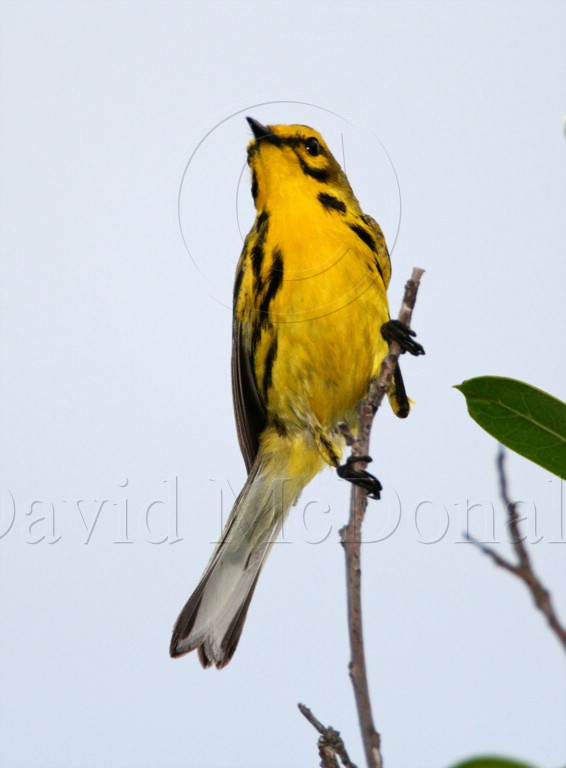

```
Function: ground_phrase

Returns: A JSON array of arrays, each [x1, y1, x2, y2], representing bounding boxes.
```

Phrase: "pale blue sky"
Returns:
[[1, 2, 565, 767]]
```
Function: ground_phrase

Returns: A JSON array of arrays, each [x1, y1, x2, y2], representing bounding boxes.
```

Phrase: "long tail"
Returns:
[[170, 436, 321, 668]]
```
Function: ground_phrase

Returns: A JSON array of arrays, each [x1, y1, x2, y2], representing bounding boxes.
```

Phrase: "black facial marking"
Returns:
[[318, 192, 346, 214], [262, 133, 283, 147], [251, 170, 258, 202], [276, 136, 301, 149], [296, 154, 329, 183]]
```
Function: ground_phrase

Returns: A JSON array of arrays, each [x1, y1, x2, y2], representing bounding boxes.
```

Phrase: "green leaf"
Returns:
[[447, 757, 539, 768], [455, 376, 566, 480]]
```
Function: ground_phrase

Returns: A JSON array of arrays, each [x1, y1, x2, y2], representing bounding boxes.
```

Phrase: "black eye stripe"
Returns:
[[266, 135, 324, 156]]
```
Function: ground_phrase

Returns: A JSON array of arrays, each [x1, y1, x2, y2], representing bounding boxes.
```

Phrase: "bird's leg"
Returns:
[[381, 319, 425, 356], [338, 422, 357, 447], [315, 428, 381, 500], [337, 455, 382, 500]]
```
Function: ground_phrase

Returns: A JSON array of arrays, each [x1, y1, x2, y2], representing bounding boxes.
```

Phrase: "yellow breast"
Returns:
[[237, 203, 389, 431]]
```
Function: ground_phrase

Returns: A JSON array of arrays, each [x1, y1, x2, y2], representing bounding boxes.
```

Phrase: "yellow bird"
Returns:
[[170, 118, 423, 667]]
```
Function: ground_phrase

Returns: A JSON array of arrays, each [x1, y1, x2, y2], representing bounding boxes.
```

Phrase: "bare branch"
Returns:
[[318, 742, 340, 768], [298, 703, 358, 768], [339, 268, 425, 768], [467, 446, 566, 652]]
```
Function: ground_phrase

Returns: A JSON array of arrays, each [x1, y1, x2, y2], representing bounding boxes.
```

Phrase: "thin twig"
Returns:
[[298, 703, 358, 768], [318, 742, 340, 768], [467, 447, 566, 652], [338, 268, 425, 768]]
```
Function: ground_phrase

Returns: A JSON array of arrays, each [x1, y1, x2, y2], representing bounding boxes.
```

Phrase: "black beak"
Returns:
[[246, 117, 271, 141]]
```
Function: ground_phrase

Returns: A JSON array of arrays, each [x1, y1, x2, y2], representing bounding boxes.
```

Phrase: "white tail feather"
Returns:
[[170, 458, 296, 667]]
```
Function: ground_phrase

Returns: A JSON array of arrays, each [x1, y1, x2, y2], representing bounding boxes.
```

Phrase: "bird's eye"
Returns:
[[305, 137, 321, 156]]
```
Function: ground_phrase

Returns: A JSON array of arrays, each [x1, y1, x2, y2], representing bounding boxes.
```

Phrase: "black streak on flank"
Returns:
[[251, 242, 280, 354], [318, 431, 337, 464], [251, 210, 269, 285], [349, 224, 377, 252], [255, 209, 269, 234], [350, 223, 384, 282], [251, 243, 264, 284], [318, 192, 346, 214], [251, 315, 270, 354], [233, 264, 244, 306], [272, 415, 288, 437], [255, 209, 269, 233], [372, 257, 384, 282], [262, 337, 278, 399], [364, 258, 384, 283], [259, 248, 284, 320]]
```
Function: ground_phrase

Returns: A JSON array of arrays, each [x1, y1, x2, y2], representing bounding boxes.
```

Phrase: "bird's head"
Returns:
[[245, 117, 353, 210]]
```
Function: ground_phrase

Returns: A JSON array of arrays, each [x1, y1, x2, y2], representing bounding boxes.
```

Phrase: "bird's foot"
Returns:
[[381, 319, 425, 356], [337, 455, 382, 500]]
